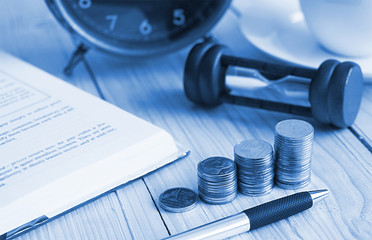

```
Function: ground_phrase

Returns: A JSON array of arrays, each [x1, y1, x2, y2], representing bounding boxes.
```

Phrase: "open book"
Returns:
[[0, 52, 184, 238]]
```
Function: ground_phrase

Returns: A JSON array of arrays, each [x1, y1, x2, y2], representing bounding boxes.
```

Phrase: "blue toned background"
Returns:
[[1, 0, 372, 239]]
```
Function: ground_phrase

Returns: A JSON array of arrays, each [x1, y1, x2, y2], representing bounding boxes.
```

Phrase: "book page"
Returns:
[[0, 52, 176, 209]]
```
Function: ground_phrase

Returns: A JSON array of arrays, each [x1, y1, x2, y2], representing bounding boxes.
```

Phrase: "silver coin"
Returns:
[[275, 119, 314, 140], [239, 181, 273, 196], [239, 177, 273, 185], [198, 157, 236, 178], [234, 139, 274, 196], [199, 184, 237, 192], [197, 157, 237, 205], [275, 179, 310, 190], [198, 173, 236, 183], [199, 191, 237, 205], [198, 190, 236, 198], [198, 178, 235, 186], [274, 119, 314, 190], [234, 139, 273, 160], [159, 188, 198, 213]]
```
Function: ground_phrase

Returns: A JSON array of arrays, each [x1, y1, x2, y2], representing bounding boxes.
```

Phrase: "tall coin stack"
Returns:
[[274, 119, 314, 189], [197, 157, 237, 204], [234, 140, 274, 196]]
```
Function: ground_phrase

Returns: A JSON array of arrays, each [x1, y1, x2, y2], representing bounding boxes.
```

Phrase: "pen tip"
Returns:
[[309, 189, 329, 203]]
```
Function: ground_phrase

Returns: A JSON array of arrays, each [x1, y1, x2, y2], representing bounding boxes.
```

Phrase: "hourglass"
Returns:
[[184, 42, 364, 128]]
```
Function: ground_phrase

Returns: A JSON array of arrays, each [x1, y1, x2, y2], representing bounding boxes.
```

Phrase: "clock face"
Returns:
[[47, 0, 231, 56]]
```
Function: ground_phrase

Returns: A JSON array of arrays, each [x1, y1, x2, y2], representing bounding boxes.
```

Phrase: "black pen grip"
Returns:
[[244, 192, 313, 230]]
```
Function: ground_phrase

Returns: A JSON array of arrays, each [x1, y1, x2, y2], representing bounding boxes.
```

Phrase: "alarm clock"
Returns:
[[45, 0, 232, 56]]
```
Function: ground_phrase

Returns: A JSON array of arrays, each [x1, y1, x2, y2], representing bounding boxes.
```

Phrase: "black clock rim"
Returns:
[[45, 0, 232, 57]]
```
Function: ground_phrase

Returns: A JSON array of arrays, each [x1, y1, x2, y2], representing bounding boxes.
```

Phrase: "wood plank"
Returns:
[[13, 179, 169, 240], [1, 1, 170, 239], [115, 180, 170, 240], [353, 86, 372, 149], [2, 0, 372, 239], [85, 9, 372, 240], [14, 192, 133, 240]]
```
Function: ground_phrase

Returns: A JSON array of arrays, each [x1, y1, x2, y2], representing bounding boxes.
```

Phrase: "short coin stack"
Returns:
[[234, 139, 274, 196], [159, 187, 198, 213], [274, 119, 314, 189], [197, 157, 237, 204]]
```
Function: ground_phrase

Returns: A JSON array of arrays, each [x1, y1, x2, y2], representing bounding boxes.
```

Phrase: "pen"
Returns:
[[163, 189, 329, 240]]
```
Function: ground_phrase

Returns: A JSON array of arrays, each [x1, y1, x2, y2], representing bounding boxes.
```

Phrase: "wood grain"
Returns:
[[14, 191, 146, 240], [84, 9, 372, 240], [0, 1, 169, 239], [353, 86, 372, 149], [1, 0, 371, 240]]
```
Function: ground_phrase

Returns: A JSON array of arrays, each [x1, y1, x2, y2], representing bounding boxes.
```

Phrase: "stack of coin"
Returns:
[[234, 139, 274, 196], [197, 157, 237, 204], [274, 119, 314, 189], [159, 187, 198, 213]]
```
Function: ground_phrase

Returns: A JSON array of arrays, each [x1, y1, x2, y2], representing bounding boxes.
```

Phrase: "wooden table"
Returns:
[[2, 1, 371, 239]]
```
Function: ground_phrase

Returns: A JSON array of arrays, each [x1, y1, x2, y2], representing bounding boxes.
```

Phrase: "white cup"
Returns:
[[299, 0, 372, 57]]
